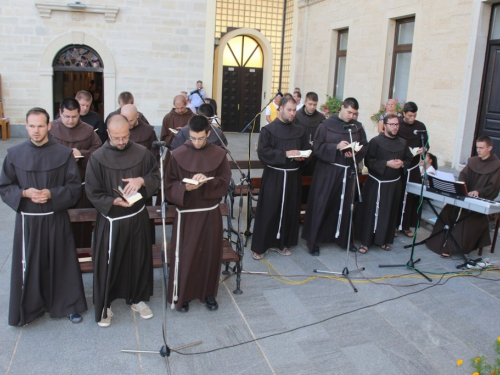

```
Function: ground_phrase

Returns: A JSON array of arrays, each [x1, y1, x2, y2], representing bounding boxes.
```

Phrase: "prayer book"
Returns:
[[169, 128, 178, 134], [75, 155, 85, 159], [182, 177, 214, 185], [287, 149, 312, 158], [340, 142, 363, 153], [409, 147, 421, 157], [113, 186, 143, 205]]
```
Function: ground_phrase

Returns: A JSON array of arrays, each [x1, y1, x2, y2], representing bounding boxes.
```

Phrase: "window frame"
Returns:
[[389, 17, 415, 101], [333, 28, 348, 100]]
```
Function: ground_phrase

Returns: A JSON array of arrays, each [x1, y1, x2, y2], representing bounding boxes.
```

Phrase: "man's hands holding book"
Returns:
[[184, 174, 210, 191]]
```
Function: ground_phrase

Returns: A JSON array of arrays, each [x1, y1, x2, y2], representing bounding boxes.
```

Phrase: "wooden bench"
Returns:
[[0, 101, 11, 141], [68, 200, 244, 294]]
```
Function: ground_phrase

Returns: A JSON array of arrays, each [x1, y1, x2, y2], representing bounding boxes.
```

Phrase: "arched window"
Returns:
[[53, 45, 103, 71], [223, 36, 263, 68]]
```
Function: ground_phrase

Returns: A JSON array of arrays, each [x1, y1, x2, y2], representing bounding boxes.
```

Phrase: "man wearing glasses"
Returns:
[[354, 114, 413, 254], [50, 98, 102, 250], [396, 102, 429, 238], [85, 114, 160, 327], [165, 115, 230, 313]]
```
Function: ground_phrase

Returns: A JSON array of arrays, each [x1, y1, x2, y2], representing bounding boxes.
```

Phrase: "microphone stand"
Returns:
[[240, 94, 277, 243], [121, 144, 202, 371], [314, 125, 365, 293], [379, 132, 432, 282], [209, 118, 246, 291]]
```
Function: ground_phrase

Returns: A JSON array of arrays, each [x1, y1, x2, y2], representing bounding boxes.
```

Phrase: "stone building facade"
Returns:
[[1, 0, 499, 168], [292, 0, 500, 167]]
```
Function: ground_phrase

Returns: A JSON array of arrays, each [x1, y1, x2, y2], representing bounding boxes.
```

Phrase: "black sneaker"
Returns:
[[68, 313, 83, 324], [180, 302, 189, 313], [205, 296, 218, 311], [311, 246, 320, 256]]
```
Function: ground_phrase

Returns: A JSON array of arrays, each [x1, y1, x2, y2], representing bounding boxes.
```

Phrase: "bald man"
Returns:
[[85, 114, 160, 327], [121, 104, 158, 156], [160, 94, 195, 149]]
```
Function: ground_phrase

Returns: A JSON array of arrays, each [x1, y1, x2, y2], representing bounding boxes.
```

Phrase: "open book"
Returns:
[[182, 177, 214, 185], [287, 149, 312, 159], [169, 128, 178, 134], [113, 186, 143, 206], [341, 142, 363, 153], [409, 147, 421, 157]]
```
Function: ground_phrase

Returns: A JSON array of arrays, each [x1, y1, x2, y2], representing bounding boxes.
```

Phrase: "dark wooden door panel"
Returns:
[[221, 66, 263, 132], [240, 68, 263, 133], [476, 45, 500, 157], [221, 67, 240, 132]]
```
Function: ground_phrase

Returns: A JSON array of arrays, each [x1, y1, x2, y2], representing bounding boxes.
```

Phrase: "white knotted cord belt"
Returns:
[[368, 174, 401, 233], [267, 166, 299, 239], [21, 211, 54, 285], [171, 203, 220, 309], [102, 205, 146, 264]]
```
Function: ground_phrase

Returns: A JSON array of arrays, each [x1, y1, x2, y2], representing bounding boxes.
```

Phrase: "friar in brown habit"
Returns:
[[396, 101, 429, 238], [50, 98, 101, 248], [121, 104, 158, 157], [251, 96, 310, 259], [301, 97, 368, 255], [354, 114, 413, 253], [165, 115, 230, 312], [0, 107, 87, 326], [426, 135, 500, 256], [85, 114, 160, 325]]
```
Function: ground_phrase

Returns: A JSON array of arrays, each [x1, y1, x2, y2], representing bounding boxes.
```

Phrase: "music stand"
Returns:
[[313, 125, 365, 293], [240, 94, 277, 244], [379, 132, 432, 281]]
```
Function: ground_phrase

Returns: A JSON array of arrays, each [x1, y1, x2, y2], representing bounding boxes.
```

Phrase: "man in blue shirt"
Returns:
[[188, 80, 206, 113]]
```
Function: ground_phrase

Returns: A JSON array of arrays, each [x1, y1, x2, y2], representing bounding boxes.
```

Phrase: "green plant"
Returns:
[[370, 99, 405, 124], [457, 336, 500, 375], [320, 95, 342, 118]]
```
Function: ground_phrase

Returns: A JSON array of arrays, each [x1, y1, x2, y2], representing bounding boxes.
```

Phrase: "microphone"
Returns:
[[152, 141, 166, 149], [343, 123, 355, 129], [413, 129, 427, 135]]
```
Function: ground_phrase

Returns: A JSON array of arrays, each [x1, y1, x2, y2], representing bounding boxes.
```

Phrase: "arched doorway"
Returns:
[[221, 35, 263, 132], [52, 45, 104, 118]]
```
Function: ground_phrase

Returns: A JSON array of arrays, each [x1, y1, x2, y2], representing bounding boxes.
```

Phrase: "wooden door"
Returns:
[[220, 35, 264, 132], [221, 67, 263, 132], [476, 44, 500, 157]]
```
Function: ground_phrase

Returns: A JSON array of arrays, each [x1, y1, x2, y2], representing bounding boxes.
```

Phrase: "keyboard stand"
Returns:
[[408, 198, 482, 269]]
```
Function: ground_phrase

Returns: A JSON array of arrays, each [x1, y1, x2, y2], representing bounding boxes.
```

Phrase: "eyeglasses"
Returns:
[[109, 134, 130, 142], [386, 123, 400, 127], [189, 136, 207, 143], [62, 114, 79, 120]]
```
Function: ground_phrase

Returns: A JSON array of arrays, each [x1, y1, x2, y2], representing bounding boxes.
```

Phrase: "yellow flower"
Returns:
[[456, 359, 463, 366], [475, 357, 480, 363], [497, 336, 500, 342], [472, 372, 479, 375]]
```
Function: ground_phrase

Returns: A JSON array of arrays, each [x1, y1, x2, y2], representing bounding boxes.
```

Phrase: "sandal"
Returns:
[[379, 244, 392, 251], [403, 230, 414, 237], [271, 248, 291, 256], [440, 253, 450, 258], [394, 229, 398, 237], [252, 252, 265, 260], [358, 245, 368, 254]]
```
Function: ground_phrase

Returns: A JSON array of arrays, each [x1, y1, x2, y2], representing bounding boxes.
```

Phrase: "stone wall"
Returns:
[[0, 0, 209, 127]]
